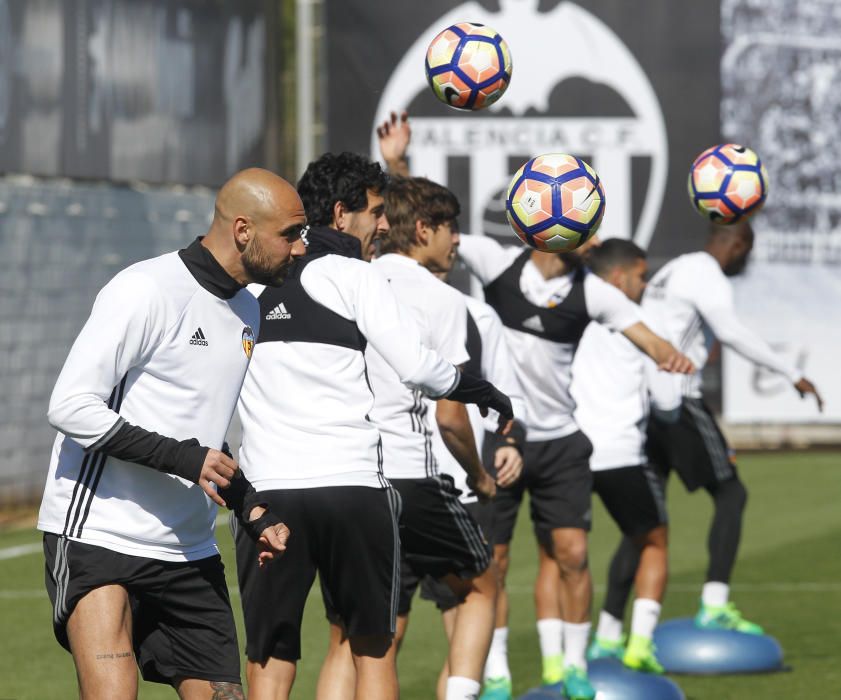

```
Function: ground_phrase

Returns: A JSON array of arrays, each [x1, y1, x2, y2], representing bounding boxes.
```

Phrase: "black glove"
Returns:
[[217, 470, 262, 514], [238, 508, 284, 542], [447, 370, 514, 423], [219, 442, 285, 542]]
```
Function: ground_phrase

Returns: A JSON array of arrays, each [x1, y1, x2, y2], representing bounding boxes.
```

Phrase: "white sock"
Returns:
[[562, 621, 591, 670], [483, 627, 511, 681], [702, 581, 730, 607], [630, 598, 662, 640], [595, 610, 623, 643], [446, 676, 481, 700], [536, 618, 563, 658]]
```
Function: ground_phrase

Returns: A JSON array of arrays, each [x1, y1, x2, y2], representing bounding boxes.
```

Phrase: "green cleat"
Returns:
[[562, 666, 596, 700], [587, 635, 624, 661], [622, 633, 664, 674], [479, 676, 513, 700], [695, 601, 765, 635], [541, 653, 564, 686]]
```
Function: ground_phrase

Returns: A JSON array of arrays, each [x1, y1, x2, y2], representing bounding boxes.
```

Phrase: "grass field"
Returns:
[[1, 451, 840, 699]]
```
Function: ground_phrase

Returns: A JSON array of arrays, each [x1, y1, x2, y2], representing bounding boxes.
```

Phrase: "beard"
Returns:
[[242, 235, 294, 286]]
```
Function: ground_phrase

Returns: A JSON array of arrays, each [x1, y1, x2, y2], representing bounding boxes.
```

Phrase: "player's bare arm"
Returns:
[[621, 322, 695, 374], [436, 398, 497, 502]]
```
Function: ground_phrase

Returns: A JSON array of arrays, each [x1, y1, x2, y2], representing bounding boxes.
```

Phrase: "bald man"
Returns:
[[38, 168, 304, 700]]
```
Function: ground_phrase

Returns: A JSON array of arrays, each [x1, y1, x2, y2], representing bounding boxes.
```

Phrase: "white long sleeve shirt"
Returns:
[[366, 254, 470, 480], [573, 321, 649, 470], [458, 235, 641, 441], [38, 242, 260, 561], [238, 242, 459, 490], [642, 251, 801, 400]]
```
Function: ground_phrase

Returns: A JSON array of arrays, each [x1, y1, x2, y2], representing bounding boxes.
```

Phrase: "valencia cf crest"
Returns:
[[242, 326, 255, 358]]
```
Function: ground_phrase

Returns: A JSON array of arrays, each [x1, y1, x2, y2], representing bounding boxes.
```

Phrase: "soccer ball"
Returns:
[[688, 144, 769, 224], [505, 154, 606, 252], [425, 22, 512, 110]]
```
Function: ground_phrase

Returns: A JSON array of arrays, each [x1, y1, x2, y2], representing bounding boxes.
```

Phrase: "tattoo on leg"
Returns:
[[210, 681, 245, 700], [95, 651, 133, 660]]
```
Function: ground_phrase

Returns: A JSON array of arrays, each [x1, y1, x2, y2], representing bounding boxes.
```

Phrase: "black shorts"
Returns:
[[399, 499, 494, 615], [592, 465, 668, 537], [43, 533, 240, 686], [390, 475, 491, 615], [647, 398, 737, 492], [235, 486, 399, 663], [493, 431, 594, 545]]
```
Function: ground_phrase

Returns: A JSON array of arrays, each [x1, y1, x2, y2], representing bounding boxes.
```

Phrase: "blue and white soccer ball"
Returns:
[[424, 22, 513, 111], [505, 153, 606, 252]]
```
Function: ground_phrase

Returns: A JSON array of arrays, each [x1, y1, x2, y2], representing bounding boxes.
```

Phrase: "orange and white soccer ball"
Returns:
[[688, 144, 769, 224], [505, 154, 606, 252], [425, 22, 513, 110]]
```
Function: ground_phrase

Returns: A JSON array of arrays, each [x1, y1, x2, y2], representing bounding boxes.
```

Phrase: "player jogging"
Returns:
[[37, 169, 299, 700]]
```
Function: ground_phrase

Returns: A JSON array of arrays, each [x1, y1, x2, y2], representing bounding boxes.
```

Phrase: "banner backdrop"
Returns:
[[721, 0, 840, 423], [325, 0, 719, 266], [0, 0, 266, 186]]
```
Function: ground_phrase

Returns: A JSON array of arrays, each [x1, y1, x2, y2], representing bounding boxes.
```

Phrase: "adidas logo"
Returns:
[[522, 315, 545, 333], [189, 327, 209, 346], [265, 302, 291, 320]]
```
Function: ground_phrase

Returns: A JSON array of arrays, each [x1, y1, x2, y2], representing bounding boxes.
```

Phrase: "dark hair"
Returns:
[[587, 238, 646, 277], [709, 220, 754, 242], [296, 152, 388, 227], [379, 176, 460, 255]]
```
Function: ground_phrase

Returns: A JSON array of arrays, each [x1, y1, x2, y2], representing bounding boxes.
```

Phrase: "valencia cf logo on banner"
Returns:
[[371, 0, 668, 249], [242, 326, 255, 358]]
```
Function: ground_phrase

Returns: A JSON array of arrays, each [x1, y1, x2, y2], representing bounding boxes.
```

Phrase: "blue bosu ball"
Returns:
[[654, 618, 785, 674], [516, 661, 686, 700], [589, 659, 686, 699]]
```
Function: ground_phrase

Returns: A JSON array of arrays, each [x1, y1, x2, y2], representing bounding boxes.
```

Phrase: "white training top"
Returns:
[[476, 297, 530, 436], [431, 294, 527, 503], [38, 250, 260, 561], [459, 235, 642, 441], [642, 251, 801, 402], [573, 322, 649, 470], [237, 253, 459, 490], [366, 254, 470, 480]]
